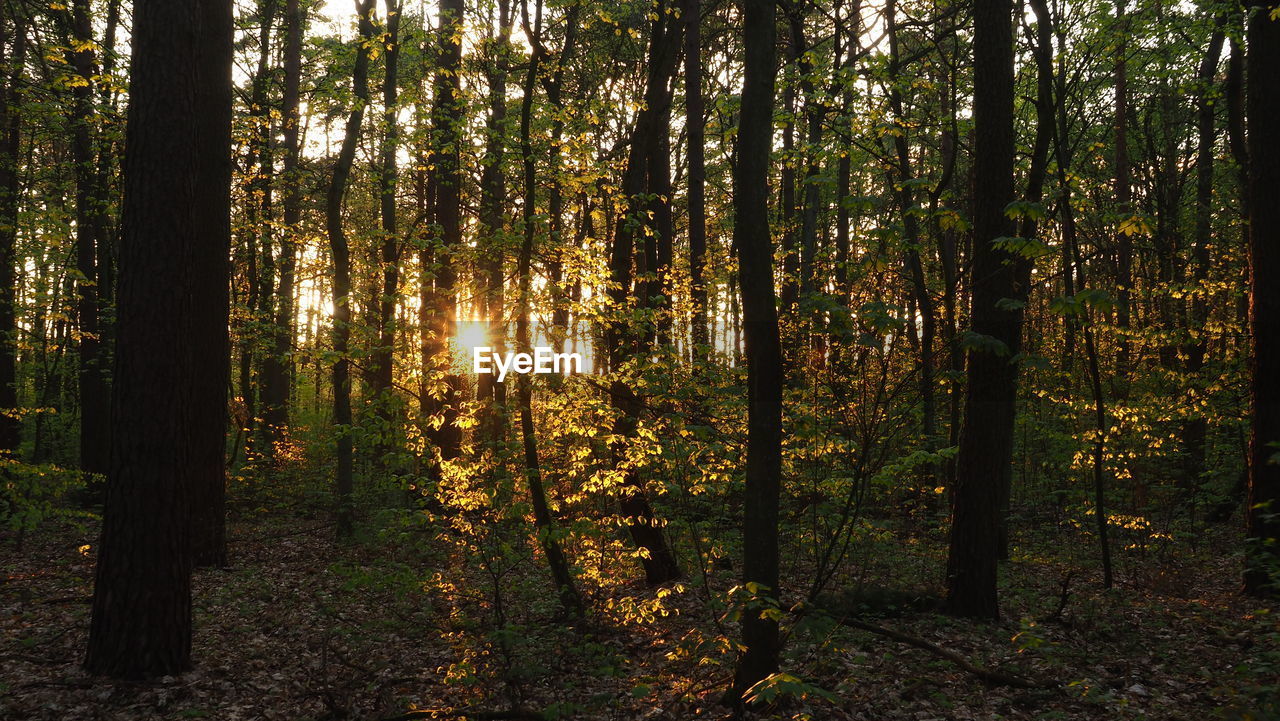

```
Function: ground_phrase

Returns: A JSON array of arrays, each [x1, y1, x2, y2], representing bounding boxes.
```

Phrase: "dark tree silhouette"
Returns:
[[85, 0, 233, 678], [730, 0, 783, 701], [945, 0, 1020, 620], [1245, 2, 1280, 597], [326, 0, 374, 538]]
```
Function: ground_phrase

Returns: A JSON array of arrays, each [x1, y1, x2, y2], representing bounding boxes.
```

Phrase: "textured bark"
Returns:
[[730, 0, 783, 700], [190, 0, 235, 568], [327, 0, 375, 538], [86, 0, 232, 678], [945, 0, 1019, 620], [1245, 2, 1280, 596]]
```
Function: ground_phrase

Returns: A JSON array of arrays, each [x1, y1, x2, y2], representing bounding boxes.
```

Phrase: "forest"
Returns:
[[1, 0, 1279, 717]]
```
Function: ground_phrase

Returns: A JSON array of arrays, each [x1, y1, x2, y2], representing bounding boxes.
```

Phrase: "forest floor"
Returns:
[[2, 510, 1277, 721]]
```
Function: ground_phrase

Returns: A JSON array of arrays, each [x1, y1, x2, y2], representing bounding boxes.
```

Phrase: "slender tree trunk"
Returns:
[[261, 0, 305, 446], [684, 0, 709, 363], [63, 0, 111, 482], [477, 0, 512, 439], [602, 0, 682, 585], [945, 0, 1020, 620], [422, 0, 464, 465], [0, 13, 25, 457], [729, 0, 783, 701], [371, 0, 403, 462], [515, 12, 583, 611], [1245, 0, 1280, 596], [86, 0, 232, 677], [885, 0, 937, 485], [1182, 23, 1226, 495], [1113, 0, 1132, 394], [326, 0, 375, 538]]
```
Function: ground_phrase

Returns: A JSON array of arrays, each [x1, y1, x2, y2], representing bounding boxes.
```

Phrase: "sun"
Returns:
[[451, 320, 492, 356]]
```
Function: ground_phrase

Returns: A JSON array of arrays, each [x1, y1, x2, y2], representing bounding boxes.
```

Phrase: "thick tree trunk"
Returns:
[[945, 0, 1020, 620], [86, 0, 232, 678], [1245, 1, 1280, 596], [190, 0, 235, 568], [326, 0, 375, 538], [729, 0, 783, 701]]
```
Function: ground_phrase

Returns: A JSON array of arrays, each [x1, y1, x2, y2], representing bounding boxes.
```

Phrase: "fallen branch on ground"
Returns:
[[831, 615, 1055, 689], [378, 709, 549, 721]]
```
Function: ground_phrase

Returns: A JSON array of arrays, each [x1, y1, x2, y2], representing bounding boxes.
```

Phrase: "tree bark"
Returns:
[[945, 0, 1020, 620], [85, 0, 233, 677], [63, 0, 111, 481], [0, 13, 26, 457], [1245, 1, 1280, 596], [729, 0, 783, 701], [326, 0, 375, 538], [684, 0, 709, 363], [261, 0, 306, 446]]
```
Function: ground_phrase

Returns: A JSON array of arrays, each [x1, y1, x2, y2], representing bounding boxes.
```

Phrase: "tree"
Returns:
[[1245, 1, 1280, 596], [0, 10, 25, 458], [729, 0, 783, 701], [191, 0, 235, 568], [683, 0, 709, 365], [85, 0, 233, 677], [327, 0, 376, 538], [61, 0, 111, 482], [603, 0, 683, 586], [944, 0, 1020, 620]]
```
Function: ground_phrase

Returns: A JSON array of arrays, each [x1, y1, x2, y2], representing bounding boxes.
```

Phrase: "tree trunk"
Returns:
[[422, 0, 464, 466], [945, 0, 1020, 620], [190, 0, 235, 569], [729, 0, 783, 701], [684, 0, 709, 363], [326, 0, 375, 538], [1245, 0, 1280, 596], [477, 0, 512, 440], [0, 13, 25, 457], [1182, 22, 1226, 496], [86, 0, 232, 678], [603, 1, 682, 585], [515, 7, 584, 611], [371, 0, 403, 463], [261, 0, 305, 447], [63, 0, 111, 482]]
